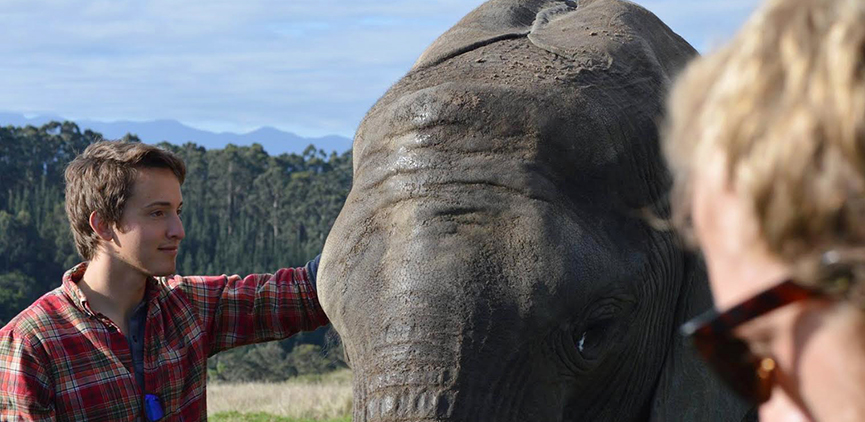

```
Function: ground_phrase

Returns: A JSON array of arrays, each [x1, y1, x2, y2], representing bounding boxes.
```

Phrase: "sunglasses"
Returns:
[[680, 279, 820, 404]]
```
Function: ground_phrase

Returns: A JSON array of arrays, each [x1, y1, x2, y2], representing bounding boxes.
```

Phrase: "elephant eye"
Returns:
[[575, 319, 614, 359], [574, 300, 627, 360]]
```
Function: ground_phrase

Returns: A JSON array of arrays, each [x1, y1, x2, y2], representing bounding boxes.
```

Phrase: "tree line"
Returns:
[[0, 121, 352, 381]]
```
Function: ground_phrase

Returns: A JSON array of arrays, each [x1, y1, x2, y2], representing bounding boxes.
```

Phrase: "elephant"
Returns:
[[319, 0, 754, 421]]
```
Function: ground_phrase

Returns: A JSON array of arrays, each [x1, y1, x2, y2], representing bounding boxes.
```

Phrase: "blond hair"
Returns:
[[664, 0, 865, 280], [64, 141, 186, 260]]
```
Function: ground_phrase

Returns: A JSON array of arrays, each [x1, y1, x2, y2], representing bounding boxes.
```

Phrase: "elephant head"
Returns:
[[319, 0, 752, 420]]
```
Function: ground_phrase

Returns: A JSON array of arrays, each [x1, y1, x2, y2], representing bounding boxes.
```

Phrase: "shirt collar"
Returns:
[[62, 262, 160, 317]]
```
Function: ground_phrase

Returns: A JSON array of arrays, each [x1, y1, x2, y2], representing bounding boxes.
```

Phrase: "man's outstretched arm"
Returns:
[[170, 255, 329, 356]]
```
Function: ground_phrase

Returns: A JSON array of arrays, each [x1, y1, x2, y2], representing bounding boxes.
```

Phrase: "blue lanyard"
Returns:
[[144, 394, 164, 421]]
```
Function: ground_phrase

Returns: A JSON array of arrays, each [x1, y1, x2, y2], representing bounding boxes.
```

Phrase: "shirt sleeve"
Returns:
[[0, 328, 55, 421], [172, 261, 330, 357]]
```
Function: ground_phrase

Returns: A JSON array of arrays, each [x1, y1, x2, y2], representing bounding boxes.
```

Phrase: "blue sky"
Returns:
[[0, 0, 760, 138]]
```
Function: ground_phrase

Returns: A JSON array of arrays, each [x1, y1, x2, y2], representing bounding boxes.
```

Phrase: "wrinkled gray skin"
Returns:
[[320, 0, 754, 421]]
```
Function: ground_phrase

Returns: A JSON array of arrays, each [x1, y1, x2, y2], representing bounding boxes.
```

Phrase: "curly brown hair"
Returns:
[[64, 141, 186, 260]]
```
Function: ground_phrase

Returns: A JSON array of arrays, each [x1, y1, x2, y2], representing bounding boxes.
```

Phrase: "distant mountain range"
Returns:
[[0, 112, 353, 156]]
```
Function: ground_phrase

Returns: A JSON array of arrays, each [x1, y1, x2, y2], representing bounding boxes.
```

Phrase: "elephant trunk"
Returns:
[[343, 295, 542, 422], [352, 370, 458, 421], [351, 359, 526, 422]]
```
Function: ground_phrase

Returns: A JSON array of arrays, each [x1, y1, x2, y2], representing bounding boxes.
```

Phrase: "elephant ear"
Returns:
[[649, 252, 757, 422]]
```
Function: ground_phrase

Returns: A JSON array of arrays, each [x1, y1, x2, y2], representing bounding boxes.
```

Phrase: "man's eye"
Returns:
[[151, 211, 164, 217]]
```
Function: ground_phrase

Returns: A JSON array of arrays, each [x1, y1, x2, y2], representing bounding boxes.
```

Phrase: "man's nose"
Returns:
[[169, 213, 185, 240]]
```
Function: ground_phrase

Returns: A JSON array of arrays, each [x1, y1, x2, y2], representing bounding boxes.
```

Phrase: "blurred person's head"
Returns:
[[65, 141, 186, 276], [664, 0, 865, 420]]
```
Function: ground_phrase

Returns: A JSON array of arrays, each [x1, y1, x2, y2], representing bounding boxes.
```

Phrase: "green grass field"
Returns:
[[207, 369, 352, 421], [210, 412, 351, 422]]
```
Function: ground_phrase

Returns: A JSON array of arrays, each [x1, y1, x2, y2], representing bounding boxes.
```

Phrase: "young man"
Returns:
[[0, 141, 329, 420]]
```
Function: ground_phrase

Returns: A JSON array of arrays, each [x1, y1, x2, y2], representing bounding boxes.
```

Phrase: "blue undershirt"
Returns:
[[126, 300, 148, 394]]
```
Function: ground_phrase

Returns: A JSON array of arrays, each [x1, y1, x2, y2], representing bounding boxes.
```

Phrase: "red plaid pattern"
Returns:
[[0, 262, 329, 421]]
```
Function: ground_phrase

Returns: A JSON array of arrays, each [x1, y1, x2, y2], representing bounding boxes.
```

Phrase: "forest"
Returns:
[[0, 121, 352, 382]]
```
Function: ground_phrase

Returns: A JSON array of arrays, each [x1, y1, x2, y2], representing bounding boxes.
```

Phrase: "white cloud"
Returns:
[[0, 0, 760, 137]]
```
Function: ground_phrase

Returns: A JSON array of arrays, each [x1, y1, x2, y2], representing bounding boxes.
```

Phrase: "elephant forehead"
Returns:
[[358, 81, 621, 172], [354, 0, 699, 211], [355, 39, 672, 210]]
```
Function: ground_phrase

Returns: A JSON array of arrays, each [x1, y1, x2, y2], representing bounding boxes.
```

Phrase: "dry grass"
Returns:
[[207, 369, 353, 420]]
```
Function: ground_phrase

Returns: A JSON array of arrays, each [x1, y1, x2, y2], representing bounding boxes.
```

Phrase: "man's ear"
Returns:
[[89, 211, 115, 242]]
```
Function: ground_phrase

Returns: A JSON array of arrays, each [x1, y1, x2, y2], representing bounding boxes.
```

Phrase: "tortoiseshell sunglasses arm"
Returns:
[[681, 279, 818, 338]]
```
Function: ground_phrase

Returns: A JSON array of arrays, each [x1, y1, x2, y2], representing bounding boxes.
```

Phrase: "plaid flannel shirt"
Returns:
[[0, 262, 329, 421]]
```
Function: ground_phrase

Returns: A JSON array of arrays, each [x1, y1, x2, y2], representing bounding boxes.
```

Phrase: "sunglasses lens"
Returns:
[[693, 333, 774, 404]]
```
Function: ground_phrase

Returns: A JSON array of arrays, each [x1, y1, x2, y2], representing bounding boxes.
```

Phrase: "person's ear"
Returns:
[[89, 211, 115, 241]]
